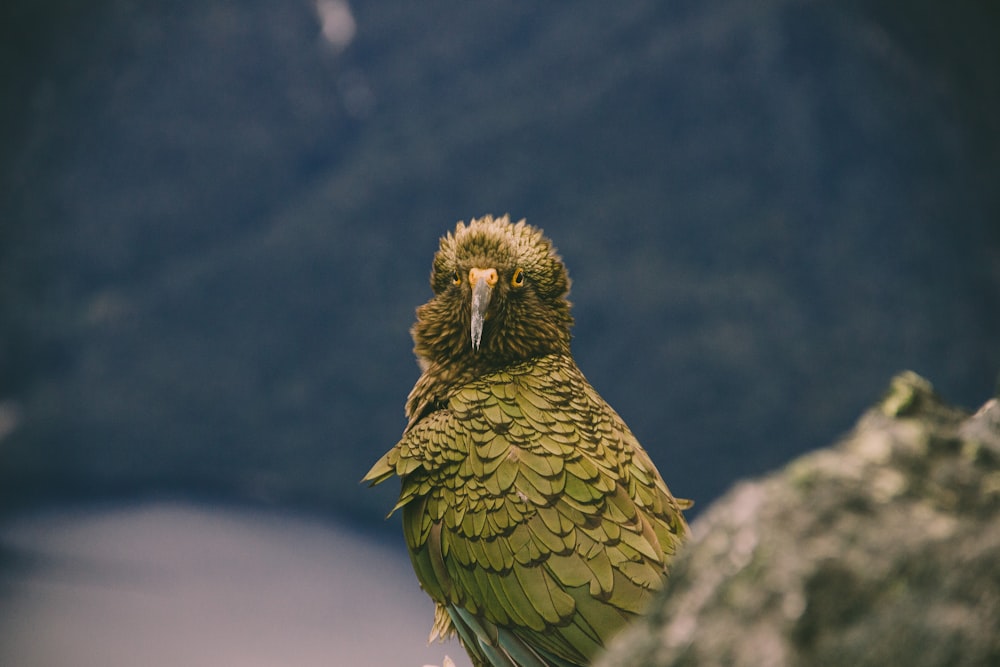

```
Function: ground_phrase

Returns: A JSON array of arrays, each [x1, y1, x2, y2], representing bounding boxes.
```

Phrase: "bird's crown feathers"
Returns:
[[431, 214, 569, 299]]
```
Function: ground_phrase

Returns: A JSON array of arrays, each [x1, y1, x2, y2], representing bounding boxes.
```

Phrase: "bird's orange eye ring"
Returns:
[[511, 268, 525, 287], [451, 270, 461, 286]]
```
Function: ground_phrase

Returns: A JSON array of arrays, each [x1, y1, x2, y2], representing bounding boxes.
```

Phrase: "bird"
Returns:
[[364, 214, 690, 667]]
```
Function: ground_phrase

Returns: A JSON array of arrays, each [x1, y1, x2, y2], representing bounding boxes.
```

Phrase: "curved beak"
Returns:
[[469, 267, 498, 351]]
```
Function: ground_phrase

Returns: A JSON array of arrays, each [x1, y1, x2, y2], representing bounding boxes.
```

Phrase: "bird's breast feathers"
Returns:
[[363, 353, 686, 620]]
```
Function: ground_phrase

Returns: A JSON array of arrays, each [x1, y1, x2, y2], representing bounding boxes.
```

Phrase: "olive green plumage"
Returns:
[[364, 215, 689, 667]]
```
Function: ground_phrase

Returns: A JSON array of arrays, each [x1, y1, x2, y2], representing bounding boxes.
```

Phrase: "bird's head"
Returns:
[[412, 215, 573, 368]]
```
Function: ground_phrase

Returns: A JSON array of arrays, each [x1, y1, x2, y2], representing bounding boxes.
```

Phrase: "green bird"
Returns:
[[364, 215, 690, 667]]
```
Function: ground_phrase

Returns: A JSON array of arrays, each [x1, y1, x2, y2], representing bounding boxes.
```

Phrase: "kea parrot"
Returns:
[[364, 215, 690, 667]]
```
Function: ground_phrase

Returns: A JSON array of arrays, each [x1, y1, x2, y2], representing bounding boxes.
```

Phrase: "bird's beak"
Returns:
[[469, 267, 498, 351]]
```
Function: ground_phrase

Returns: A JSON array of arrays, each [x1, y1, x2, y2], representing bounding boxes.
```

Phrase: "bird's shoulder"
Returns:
[[383, 353, 621, 471], [369, 352, 684, 526]]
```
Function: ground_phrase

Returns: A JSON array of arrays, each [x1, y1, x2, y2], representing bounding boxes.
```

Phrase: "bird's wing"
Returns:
[[364, 355, 687, 666]]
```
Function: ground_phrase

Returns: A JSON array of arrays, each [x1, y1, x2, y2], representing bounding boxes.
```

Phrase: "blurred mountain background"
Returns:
[[2, 0, 998, 536]]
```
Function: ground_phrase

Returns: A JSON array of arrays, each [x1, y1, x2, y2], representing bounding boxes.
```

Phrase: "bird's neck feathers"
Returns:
[[406, 297, 573, 419]]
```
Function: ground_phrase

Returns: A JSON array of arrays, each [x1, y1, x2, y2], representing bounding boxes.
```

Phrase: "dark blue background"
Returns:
[[2, 0, 998, 527]]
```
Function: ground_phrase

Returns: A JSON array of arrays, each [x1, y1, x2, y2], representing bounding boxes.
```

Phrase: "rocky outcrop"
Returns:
[[598, 372, 1000, 667]]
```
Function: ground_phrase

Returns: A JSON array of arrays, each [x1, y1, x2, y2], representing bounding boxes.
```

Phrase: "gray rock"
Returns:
[[598, 372, 1000, 667]]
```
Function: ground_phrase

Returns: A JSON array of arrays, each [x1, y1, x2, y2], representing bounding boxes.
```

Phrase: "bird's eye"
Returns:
[[451, 270, 461, 286], [511, 268, 525, 287]]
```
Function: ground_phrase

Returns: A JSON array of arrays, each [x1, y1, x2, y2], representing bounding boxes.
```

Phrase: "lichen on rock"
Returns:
[[597, 371, 1000, 667]]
